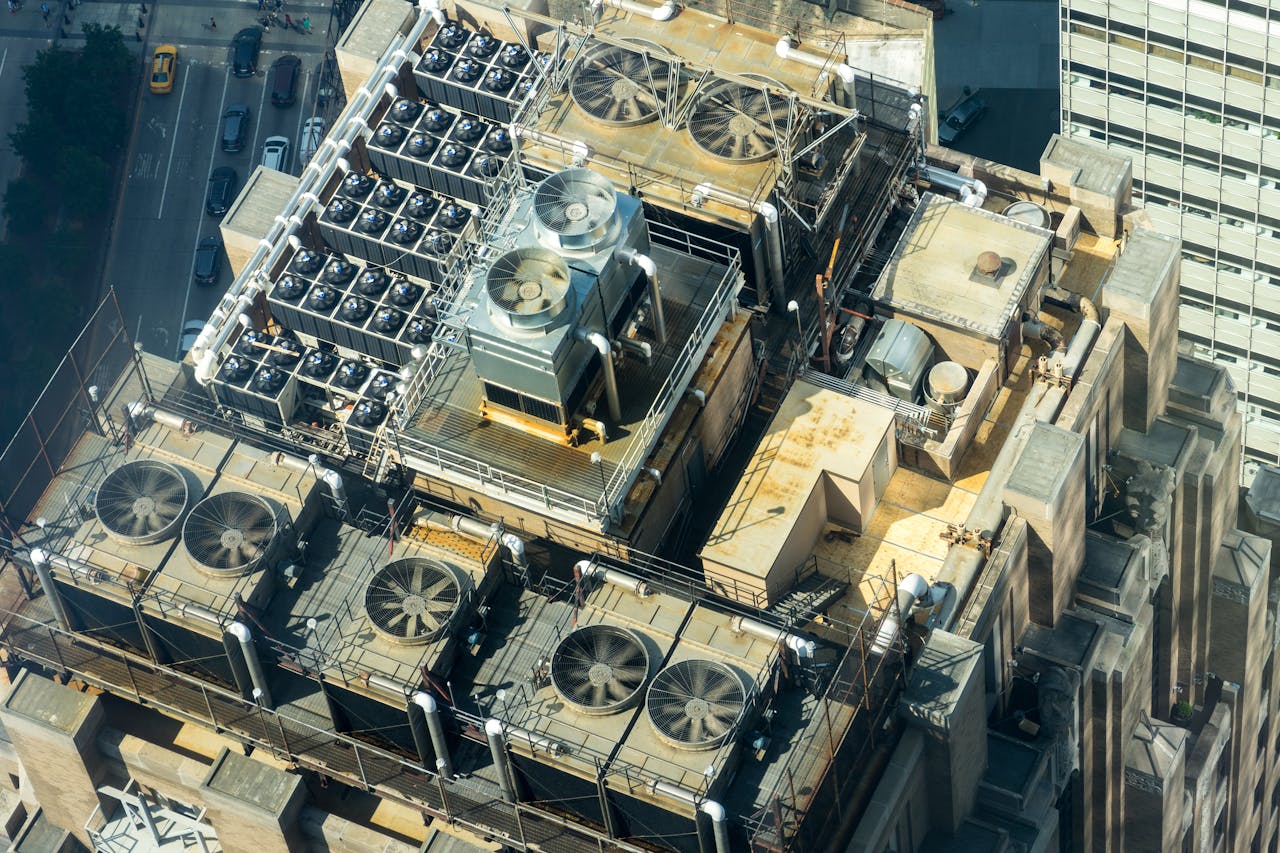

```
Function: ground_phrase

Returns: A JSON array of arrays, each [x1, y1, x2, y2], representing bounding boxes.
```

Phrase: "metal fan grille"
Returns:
[[646, 659, 745, 750], [571, 42, 672, 127], [687, 81, 788, 163], [96, 460, 190, 546], [485, 248, 572, 327], [364, 558, 465, 645], [551, 624, 650, 715], [182, 492, 277, 577], [533, 168, 617, 250]]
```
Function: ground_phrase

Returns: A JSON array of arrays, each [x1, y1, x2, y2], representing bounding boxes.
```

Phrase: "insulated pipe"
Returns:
[[1043, 285, 1081, 311], [485, 720, 518, 802], [411, 692, 453, 778], [728, 614, 817, 658], [686, 388, 706, 407], [29, 549, 71, 632], [576, 559, 651, 597], [127, 402, 193, 434], [919, 165, 982, 198], [228, 622, 274, 708], [869, 572, 946, 656], [642, 467, 662, 485], [1021, 319, 1064, 351], [701, 800, 731, 853], [959, 179, 988, 208], [580, 418, 608, 444], [775, 37, 856, 107], [175, 602, 224, 626], [451, 514, 500, 541], [512, 126, 591, 165], [501, 721, 566, 756], [192, 7, 434, 371], [691, 183, 786, 308], [615, 248, 666, 344], [267, 451, 348, 520], [615, 337, 653, 361], [578, 331, 622, 422], [595, 0, 679, 20]]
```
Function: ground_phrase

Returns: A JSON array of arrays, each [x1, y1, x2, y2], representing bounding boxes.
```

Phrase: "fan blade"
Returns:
[[411, 562, 424, 591], [591, 683, 607, 707]]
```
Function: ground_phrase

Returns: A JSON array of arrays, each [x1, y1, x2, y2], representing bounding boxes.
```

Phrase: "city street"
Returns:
[[97, 1, 333, 358]]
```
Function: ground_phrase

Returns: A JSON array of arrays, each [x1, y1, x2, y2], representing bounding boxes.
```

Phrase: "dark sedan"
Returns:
[[938, 94, 986, 146], [231, 27, 262, 78], [193, 236, 223, 285], [205, 167, 237, 216]]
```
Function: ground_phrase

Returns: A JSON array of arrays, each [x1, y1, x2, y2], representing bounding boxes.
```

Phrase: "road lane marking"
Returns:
[[176, 66, 233, 358], [0, 49, 8, 79], [291, 67, 310, 174], [250, 61, 271, 163], [156, 68, 191, 219]]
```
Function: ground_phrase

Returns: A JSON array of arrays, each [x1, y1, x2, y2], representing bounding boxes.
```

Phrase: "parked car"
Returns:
[[261, 136, 290, 172], [298, 116, 325, 165], [193, 237, 223, 286], [938, 94, 986, 146], [179, 319, 207, 360], [221, 104, 251, 153], [231, 27, 262, 78], [269, 55, 302, 107], [150, 45, 178, 94], [205, 167, 237, 216]]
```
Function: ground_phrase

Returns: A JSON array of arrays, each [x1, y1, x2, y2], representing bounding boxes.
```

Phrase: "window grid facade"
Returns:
[[1059, 0, 1280, 478]]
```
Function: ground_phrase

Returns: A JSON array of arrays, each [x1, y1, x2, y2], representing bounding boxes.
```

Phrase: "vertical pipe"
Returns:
[[28, 549, 71, 632], [412, 692, 453, 778], [580, 332, 622, 422], [485, 719, 518, 802], [228, 622, 273, 708], [615, 248, 666, 345], [700, 800, 731, 853]]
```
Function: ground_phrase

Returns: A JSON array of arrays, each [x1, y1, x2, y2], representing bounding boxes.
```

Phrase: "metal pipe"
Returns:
[[512, 126, 591, 165], [918, 165, 981, 197], [127, 402, 193, 434], [227, 622, 274, 708], [267, 451, 348, 519], [1021, 319, 1063, 351], [29, 549, 71, 631], [192, 7, 435, 375], [728, 614, 817, 658], [615, 337, 653, 361], [411, 692, 453, 778], [485, 720, 518, 802], [686, 387, 706, 407], [580, 418, 608, 444], [175, 602, 223, 626], [775, 37, 856, 107], [501, 720, 566, 756], [869, 573, 946, 656], [615, 248, 666, 344], [691, 183, 786, 308], [450, 514, 500, 541], [960, 179, 988, 208], [576, 559, 650, 597], [578, 331, 622, 422], [593, 0, 679, 20], [642, 466, 662, 486], [701, 800, 731, 853]]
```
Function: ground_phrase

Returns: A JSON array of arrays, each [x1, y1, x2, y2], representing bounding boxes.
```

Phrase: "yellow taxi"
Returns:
[[150, 45, 178, 94]]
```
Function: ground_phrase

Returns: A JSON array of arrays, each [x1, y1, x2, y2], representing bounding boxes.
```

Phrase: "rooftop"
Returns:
[[1041, 133, 1131, 196]]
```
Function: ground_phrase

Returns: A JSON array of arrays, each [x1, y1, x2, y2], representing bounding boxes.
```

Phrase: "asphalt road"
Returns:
[[100, 2, 332, 359], [0, 35, 47, 242]]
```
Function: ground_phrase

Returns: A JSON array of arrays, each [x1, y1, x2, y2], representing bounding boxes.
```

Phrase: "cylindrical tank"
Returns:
[[1002, 200, 1052, 230], [924, 361, 970, 415]]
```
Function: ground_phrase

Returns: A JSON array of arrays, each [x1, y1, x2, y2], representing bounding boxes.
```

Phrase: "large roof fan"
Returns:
[[404, 317, 434, 344], [467, 32, 499, 59], [252, 366, 288, 395], [364, 557, 468, 644], [500, 44, 528, 69], [275, 275, 308, 301], [452, 58, 484, 83], [356, 268, 390, 297], [326, 199, 358, 223], [342, 173, 374, 198], [352, 399, 387, 427], [372, 307, 405, 334], [340, 296, 373, 323], [485, 129, 512, 154], [96, 460, 190, 546], [390, 219, 422, 244], [646, 659, 747, 750], [219, 355, 255, 384], [422, 108, 453, 132], [390, 98, 423, 124], [470, 155, 502, 178], [335, 360, 369, 389], [291, 248, 324, 274], [365, 372, 396, 400], [424, 231, 455, 256], [237, 329, 268, 355], [389, 281, 423, 307], [435, 22, 468, 50], [421, 47, 453, 73], [485, 247, 573, 330], [374, 183, 405, 209], [435, 203, 469, 230], [687, 79, 789, 163], [437, 144, 470, 169], [533, 168, 618, 253], [405, 192, 438, 219], [374, 123, 406, 149], [454, 117, 486, 143], [551, 624, 651, 716], [307, 285, 340, 312], [268, 338, 303, 366], [571, 41, 674, 127], [483, 68, 515, 94], [182, 492, 277, 577], [358, 209, 389, 234], [302, 349, 336, 379], [406, 134, 437, 159], [323, 261, 358, 285]]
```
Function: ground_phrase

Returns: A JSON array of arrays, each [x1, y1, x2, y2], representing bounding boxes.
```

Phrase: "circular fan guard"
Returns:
[[485, 247, 572, 329], [364, 558, 467, 645], [551, 625, 651, 716], [646, 659, 746, 750], [533, 168, 617, 252], [571, 42, 673, 128], [687, 80, 788, 163], [182, 492, 277, 577], [96, 460, 190, 546]]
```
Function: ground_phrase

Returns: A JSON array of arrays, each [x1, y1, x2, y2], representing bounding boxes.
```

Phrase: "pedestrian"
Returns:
[[301, 15, 310, 31], [208, 15, 215, 28], [39, 2, 48, 19], [284, 12, 291, 28], [257, 0, 264, 9]]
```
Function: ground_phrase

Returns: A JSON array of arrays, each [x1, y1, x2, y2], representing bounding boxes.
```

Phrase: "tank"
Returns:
[[864, 319, 933, 403], [924, 361, 970, 415]]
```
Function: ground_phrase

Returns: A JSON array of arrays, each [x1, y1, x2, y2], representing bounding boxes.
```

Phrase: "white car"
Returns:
[[299, 116, 325, 166], [261, 136, 291, 172], [179, 319, 206, 360]]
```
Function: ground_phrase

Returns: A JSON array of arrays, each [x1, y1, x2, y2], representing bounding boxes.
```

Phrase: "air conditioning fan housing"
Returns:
[[364, 557, 471, 645], [551, 624, 651, 716], [96, 460, 191, 546], [182, 491, 281, 578], [646, 658, 748, 751], [462, 246, 602, 425]]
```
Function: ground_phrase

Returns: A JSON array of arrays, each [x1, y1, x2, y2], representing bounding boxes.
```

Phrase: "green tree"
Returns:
[[2, 176, 50, 237], [56, 148, 112, 221]]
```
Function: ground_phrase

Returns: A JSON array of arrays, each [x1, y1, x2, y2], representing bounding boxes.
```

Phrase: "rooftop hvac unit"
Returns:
[[240, 363, 300, 425], [332, 359, 371, 396], [345, 396, 389, 458], [269, 274, 312, 336], [687, 79, 788, 163], [463, 247, 602, 426], [421, 106, 454, 134], [645, 659, 747, 750], [266, 336, 304, 368], [400, 314, 436, 351], [387, 280, 425, 313], [416, 47, 457, 104], [297, 346, 338, 397], [570, 40, 676, 128], [388, 97, 424, 126], [466, 32, 500, 60], [363, 557, 471, 644], [551, 624, 651, 716], [332, 295, 376, 352], [237, 328, 271, 357], [95, 460, 191, 546], [388, 218, 423, 246], [182, 492, 278, 578], [452, 116, 488, 145], [210, 352, 260, 414]]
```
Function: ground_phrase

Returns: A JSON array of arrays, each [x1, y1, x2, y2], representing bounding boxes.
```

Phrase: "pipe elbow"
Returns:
[[700, 800, 726, 821], [900, 572, 930, 601], [583, 331, 611, 357], [686, 387, 706, 406], [412, 691, 438, 713], [321, 468, 344, 492], [29, 548, 49, 567], [691, 182, 714, 206], [835, 63, 856, 84], [1079, 296, 1099, 324], [193, 351, 217, 385], [574, 559, 597, 579], [775, 36, 793, 59], [652, 0, 678, 19], [228, 622, 252, 643], [643, 466, 662, 485], [500, 533, 527, 568], [755, 201, 778, 224], [485, 719, 505, 738]]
